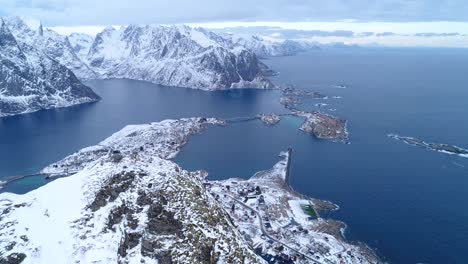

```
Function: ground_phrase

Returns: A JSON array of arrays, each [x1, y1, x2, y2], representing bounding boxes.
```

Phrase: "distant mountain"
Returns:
[[3, 16, 97, 80], [222, 34, 320, 58], [86, 25, 273, 90], [0, 20, 100, 117], [68, 32, 94, 60]]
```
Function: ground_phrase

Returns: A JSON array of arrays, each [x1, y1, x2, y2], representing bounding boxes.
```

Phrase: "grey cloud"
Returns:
[[414, 32, 462, 37], [278, 29, 356, 38], [376, 32, 397, 37], [357, 32, 375, 37]]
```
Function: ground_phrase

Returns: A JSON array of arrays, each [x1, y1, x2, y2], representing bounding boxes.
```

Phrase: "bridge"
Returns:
[[224, 116, 260, 123], [224, 113, 297, 124]]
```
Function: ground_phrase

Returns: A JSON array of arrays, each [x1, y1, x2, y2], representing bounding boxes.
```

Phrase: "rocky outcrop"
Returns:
[[0, 20, 100, 117]]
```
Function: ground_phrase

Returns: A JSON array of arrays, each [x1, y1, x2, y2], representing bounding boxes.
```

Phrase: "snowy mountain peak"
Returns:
[[37, 22, 43, 37]]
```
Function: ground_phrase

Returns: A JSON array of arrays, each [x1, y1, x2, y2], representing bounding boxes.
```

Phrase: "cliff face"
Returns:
[[0, 20, 100, 117]]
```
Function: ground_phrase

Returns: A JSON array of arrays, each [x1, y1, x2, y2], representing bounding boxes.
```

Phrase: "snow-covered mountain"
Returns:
[[2, 17, 98, 80], [0, 20, 100, 117], [86, 25, 273, 90], [219, 34, 321, 58], [68, 32, 94, 60], [2, 17, 276, 90]]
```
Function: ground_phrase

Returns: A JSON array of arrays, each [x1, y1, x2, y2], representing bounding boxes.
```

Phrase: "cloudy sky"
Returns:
[[1, 0, 468, 47]]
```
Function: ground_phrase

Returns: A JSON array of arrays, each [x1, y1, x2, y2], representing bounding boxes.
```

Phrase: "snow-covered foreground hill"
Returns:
[[0, 20, 100, 117], [0, 118, 380, 263]]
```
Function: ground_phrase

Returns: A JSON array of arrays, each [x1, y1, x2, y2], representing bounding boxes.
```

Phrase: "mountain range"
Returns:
[[1, 17, 326, 116]]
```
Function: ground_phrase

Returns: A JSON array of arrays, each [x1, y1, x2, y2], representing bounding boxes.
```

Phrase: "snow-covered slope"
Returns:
[[3, 17, 98, 79], [86, 25, 273, 90], [0, 118, 263, 263], [68, 32, 94, 60], [0, 20, 100, 117]]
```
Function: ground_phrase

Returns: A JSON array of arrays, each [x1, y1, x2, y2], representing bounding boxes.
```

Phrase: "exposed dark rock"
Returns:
[[4, 242, 16, 251], [155, 251, 173, 264], [136, 191, 152, 206], [146, 203, 182, 236], [198, 243, 216, 264], [0, 253, 26, 264], [140, 238, 162, 257], [107, 201, 139, 231], [89, 171, 136, 212], [118, 231, 142, 257], [111, 153, 124, 163], [107, 204, 126, 230]]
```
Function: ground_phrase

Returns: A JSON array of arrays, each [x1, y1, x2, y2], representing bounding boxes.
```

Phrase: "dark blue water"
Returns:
[[176, 48, 468, 264], [0, 80, 284, 193], [1, 48, 468, 263]]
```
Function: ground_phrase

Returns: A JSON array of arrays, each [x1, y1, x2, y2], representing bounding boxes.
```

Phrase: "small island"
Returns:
[[294, 111, 349, 143], [258, 114, 281, 125], [388, 134, 468, 158]]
